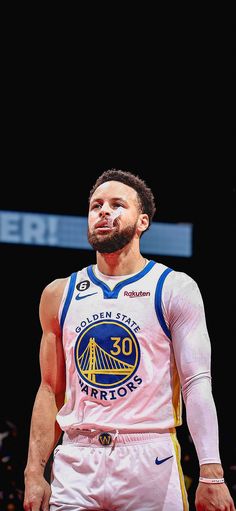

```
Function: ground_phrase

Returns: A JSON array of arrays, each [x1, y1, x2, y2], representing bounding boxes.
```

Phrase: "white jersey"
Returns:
[[56, 259, 213, 439]]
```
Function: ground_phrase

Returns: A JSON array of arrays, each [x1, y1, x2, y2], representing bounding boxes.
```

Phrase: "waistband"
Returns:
[[63, 428, 175, 448]]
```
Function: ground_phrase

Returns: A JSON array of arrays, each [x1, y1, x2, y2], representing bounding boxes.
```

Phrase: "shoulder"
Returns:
[[163, 269, 204, 307], [152, 262, 194, 288], [167, 269, 197, 288], [39, 277, 70, 320], [41, 277, 69, 301]]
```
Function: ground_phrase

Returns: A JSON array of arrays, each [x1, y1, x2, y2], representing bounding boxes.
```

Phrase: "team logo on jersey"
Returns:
[[74, 319, 140, 389], [98, 433, 112, 445]]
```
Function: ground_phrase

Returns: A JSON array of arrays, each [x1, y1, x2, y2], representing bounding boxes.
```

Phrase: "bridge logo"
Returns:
[[74, 319, 140, 389]]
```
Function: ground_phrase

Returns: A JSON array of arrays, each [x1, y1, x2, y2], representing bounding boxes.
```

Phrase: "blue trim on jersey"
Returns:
[[155, 267, 173, 340], [87, 260, 156, 299], [60, 272, 77, 330]]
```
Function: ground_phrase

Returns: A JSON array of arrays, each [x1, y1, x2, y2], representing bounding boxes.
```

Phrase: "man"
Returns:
[[23, 169, 235, 510]]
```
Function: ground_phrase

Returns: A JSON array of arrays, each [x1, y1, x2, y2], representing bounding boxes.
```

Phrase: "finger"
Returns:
[[41, 494, 50, 511]]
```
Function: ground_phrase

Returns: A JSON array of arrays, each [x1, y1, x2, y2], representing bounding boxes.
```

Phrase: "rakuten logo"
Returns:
[[124, 291, 151, 297]]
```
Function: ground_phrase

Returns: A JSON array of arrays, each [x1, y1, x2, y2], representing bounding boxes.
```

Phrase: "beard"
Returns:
[[87, 222, 137, 253]]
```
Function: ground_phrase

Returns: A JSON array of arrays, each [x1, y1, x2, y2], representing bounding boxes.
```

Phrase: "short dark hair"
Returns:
[[89, 169, 156, 229]]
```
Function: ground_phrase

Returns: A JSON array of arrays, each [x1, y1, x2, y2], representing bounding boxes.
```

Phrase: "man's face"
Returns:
[[88, 180, 141, 253]]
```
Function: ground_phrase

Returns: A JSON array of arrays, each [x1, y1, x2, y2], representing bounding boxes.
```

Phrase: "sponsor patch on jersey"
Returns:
[[74, 319, 140, 389], [124, 290, 151, 297]]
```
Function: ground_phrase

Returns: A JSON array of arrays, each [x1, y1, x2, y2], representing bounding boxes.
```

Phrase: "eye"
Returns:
[[113, 203, 124, 209]]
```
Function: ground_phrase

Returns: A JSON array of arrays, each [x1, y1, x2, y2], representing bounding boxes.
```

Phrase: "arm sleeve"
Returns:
[[162, 271, 221, 466]]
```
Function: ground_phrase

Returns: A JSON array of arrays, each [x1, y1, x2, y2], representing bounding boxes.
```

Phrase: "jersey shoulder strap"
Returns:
[[155, 267, 173, 339], [60, 271, 77, 329]]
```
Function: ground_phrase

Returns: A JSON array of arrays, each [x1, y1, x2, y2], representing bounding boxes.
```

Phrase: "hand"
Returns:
[[195, 481, 235, 511], [23, 474, 51, 511]]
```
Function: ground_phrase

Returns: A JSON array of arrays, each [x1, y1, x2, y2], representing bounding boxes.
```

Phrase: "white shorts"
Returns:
[[49, 430, 189, 511]]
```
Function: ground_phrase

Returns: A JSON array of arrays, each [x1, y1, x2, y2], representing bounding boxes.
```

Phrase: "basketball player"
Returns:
[[23, 169, 235, 510]]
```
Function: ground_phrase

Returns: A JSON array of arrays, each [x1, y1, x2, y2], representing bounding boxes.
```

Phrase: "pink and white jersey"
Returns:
[[56, 260, 211, 436]]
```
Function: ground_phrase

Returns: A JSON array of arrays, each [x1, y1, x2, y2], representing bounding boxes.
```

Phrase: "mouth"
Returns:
[[95, 227, 114, 234], [95, 220, 114, 231]]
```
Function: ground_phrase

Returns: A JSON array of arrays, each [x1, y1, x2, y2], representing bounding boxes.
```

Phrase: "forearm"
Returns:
[[24, 383, 64, 477], [183, 375, 221, 467]]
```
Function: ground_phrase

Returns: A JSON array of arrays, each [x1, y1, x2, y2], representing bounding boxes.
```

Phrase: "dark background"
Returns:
[[1, 166, 235, 507], [1, 19, 235, 510]]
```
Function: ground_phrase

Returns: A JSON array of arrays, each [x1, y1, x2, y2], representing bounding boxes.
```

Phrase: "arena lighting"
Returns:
[[0, 211, 192, 257]]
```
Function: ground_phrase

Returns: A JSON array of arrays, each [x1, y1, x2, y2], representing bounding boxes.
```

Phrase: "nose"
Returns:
[[99, 202, 111, 216]]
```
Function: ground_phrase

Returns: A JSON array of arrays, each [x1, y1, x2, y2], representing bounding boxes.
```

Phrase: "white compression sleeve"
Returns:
[[181, 373, 220, 465], [162, 271, 221, 465]]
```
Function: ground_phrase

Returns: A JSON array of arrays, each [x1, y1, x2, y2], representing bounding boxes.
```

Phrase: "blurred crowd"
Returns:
[[1, 416, 235, 511]]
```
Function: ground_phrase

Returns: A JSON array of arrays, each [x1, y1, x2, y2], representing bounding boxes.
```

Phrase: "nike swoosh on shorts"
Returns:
[[155, 455, 174, 465]]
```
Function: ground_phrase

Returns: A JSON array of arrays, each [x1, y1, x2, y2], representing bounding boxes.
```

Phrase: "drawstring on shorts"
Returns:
[[109, 429, 119, 455]]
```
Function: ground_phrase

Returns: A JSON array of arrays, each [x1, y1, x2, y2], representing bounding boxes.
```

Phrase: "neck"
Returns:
[[96, 245, 146, 276]]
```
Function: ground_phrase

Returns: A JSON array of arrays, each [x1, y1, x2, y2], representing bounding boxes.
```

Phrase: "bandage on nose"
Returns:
[[106, 207, 122, 227]]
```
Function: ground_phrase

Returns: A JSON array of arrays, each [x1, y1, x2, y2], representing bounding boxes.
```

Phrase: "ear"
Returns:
[[137, 213, 149, 234]]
